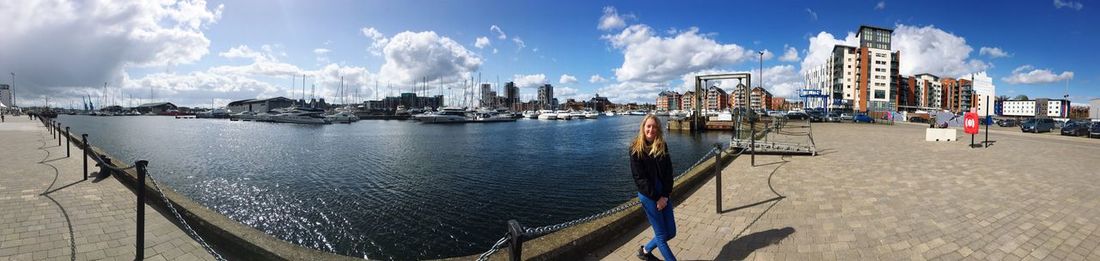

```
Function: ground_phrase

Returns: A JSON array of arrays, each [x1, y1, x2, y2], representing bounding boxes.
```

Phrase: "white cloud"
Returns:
[[559, 74, 578, 84], [121, 71, 283, 108], [754, 65, 802, 98], [779, 45, 800, 62], [598, 6, 629, 31], [313, 48, 331, 64], [1002, 65, 1074, 84], [221, 45, 273, 61], [492, 48, 499, 54], [805, 8, 818, 20], [800, 31, 858, 74], [512, 37, 526, 51], [555, 86, 586, 101], [979, 46, 1011, 58], [490, 25, 507, 39], [210, 44, 302, 77], [589, 74, 608, 83], [603, 25, 754, 82], [594, 81, 668, 104], [361, 27, 388, 56], [379, 31, 482, 87], [875, 1, 886, 10], [475, 37, 491, 49], [1054, 0, 1084, 10], [760, 49, 775, 61], [512, 74, 547, 88], [0, 0, 223, 98], [892, 24, 989, 76]]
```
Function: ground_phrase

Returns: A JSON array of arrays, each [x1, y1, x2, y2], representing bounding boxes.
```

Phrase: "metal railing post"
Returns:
[[714, 143, 722, 214], [65, 127, 70, 157], [135, 160, 149, 261], [82, 134, 88, 180], [56, 122, 61, 146], [507, 220, 524, 261]]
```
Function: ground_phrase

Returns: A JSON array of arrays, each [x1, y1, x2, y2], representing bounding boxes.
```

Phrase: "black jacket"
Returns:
[[630, 149, 673, 200]]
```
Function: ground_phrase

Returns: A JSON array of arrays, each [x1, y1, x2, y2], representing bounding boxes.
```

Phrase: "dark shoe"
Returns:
[[637, 246, 661, 261]]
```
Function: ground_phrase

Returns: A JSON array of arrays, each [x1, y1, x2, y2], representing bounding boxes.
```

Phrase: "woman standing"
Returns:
[[630, 115, 676, 261]]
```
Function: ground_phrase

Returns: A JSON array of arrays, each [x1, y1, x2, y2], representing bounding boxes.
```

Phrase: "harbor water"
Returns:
[[57, 115, 728, 259]]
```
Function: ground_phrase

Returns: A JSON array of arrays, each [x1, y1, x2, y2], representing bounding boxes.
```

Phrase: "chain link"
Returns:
[[146, 173, 227, 261], [475, 234, 510, 261]]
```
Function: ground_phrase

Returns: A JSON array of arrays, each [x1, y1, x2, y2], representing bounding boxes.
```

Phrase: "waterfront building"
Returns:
[[504, 82, 519, 110], [0, 84, 11, 108], [750, 87, 772, 112], [363, 93, 444, 112], [967, 72, 997, 116], [480, 83, 494, 108], [656, 91, 681, 111], [705, 86, 729, 111], [227, 97, 297, 113], [730, 87, 747, 109], [537, 84, 554, 110], [681, 91, 695, 112], [769, 97, 786, 111], [1091, 98, 1100, 120], [135, 102, 178, 114], [589, 94, 612, 112], [807, 25, 900, 112], [1001, 99, 1071, 118]]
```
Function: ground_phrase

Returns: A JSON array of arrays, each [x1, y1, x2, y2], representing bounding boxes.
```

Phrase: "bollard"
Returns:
[[507, 220, 524, 261], [56, 122, 61, 146], [82, 134, 88, 180], [714, 143, 723, 214], [135, 160, 149, 261], [65, 127, 71, 157]]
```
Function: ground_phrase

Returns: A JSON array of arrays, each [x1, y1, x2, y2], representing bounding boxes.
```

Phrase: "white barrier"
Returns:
[[925, 128, 957, 141]]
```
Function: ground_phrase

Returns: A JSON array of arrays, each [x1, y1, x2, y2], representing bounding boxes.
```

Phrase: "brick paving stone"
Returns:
[[0, 118, 214, 260], [589, 122, 1100, 260]]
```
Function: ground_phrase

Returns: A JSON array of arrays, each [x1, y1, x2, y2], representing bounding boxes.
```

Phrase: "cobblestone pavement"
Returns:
[[0, 117, 215, 261], [590, 121, 1100, 260]]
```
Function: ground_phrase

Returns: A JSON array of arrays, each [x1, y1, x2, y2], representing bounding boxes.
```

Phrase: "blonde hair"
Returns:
[[630, 115, 667, 157]]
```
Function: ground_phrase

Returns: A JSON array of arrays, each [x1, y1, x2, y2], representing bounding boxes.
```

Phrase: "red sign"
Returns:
[[963, 112, 979, 134]]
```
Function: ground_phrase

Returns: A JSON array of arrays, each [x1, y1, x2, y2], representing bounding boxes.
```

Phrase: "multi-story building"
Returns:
[[588, 94, 612, 112], [750, 87, 772, 112], [705, 86, 728, 111], [967, 72, 997, 117], [808, 25, 901, 112], [1001, 99, 1070, 118], [898, 71, 996, 115], [537, 84, 554, 110], [0, 84, 11, 108], [728, 84, 751, 109], [769, 97, 786, 111], [504, 82, 519, 110], [656, 91, 682, 111], [830, 45, 859, 108], [681, 91, 695, 112]]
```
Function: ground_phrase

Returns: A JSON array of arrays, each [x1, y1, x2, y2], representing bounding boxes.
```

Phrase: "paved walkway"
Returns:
[[590, 121, 1100, 260], [0, 117, 214, 260]]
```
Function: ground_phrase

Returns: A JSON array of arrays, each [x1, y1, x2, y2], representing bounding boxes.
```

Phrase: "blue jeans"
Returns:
[[639, 192, 676, 261]]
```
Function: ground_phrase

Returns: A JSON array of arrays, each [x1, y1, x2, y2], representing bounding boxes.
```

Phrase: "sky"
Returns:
[[1, 0, 1097, 109]]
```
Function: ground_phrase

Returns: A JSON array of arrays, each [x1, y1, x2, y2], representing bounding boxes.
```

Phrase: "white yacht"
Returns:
[[325, 111, 359, 123], [556, 111, 572, 120], [570, 111, 586, 119], [416, 108, 470, 123], [584, 111, 600, 119], [522, 110, 540, 119], [604, 111, 616, 116], [271, 108, 330, 124], [537, 110, 557, 120], [473, 112, 516, 123]]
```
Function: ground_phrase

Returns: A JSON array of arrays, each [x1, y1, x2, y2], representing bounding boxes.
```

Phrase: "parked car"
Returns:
[[767, 110, 787, 118], [807, 111, 826, 122], [1061, 121, 1091, 136], [1020, 118, 1055, 133], [1090, 121, 1100, 138], [997, 119, 1018, 127], [825, 112, 842, 122], [786, 111, 809, 120], [853, 114, 875, 123]]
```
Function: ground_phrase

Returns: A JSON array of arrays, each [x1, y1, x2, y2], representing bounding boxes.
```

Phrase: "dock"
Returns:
[[587, 122, 1100, 260], [0, 117, 215, 260]]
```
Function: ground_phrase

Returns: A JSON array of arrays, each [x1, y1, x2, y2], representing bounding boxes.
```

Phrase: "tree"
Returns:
[[996, 95, 1011, 102], [1013, 95, 1029, 101]]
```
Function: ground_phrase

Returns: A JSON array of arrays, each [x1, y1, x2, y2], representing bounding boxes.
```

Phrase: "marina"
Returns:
[[53, 114, 726, 259]]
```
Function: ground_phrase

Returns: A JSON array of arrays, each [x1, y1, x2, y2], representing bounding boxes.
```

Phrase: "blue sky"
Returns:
[[1, 0, 1097, 108]]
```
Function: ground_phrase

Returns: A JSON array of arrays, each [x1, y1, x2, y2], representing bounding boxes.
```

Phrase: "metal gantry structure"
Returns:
[[692, 73, 752, 132]]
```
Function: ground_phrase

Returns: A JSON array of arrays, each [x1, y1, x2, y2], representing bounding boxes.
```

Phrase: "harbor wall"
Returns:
[[61, 130, 361, 261], [451, 148, 739, 260]]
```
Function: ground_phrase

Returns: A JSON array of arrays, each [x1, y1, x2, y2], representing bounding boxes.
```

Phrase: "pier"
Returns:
[[587, 122, 1100, 260], [0, 117, 214, 260]]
